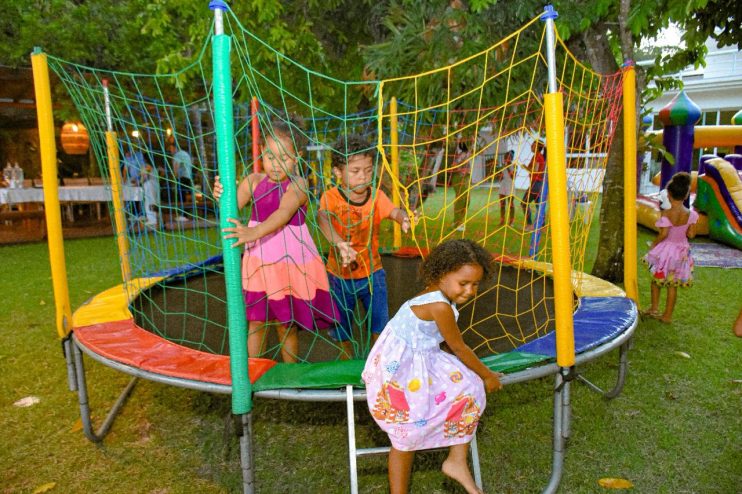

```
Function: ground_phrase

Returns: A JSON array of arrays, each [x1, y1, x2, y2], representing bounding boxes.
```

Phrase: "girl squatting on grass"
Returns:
[[362, 239, 503, 494]]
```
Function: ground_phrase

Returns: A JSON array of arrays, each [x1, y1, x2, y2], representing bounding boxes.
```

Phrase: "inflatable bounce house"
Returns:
[[637, 92, 742, 250]]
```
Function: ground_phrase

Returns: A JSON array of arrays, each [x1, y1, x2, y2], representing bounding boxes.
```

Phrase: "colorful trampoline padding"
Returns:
[[71, 265, 634, 392], [254, 296, 637, 390], [515, 297, 636, 356], [74, 319, 276, 385]]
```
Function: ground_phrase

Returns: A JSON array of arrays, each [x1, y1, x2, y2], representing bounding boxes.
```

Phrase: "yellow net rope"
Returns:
[[375, 15, 623, 353], [47, 10, 623, 362]]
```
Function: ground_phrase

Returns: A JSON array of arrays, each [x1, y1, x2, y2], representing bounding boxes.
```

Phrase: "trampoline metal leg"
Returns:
[[542, 369, 570, 494], [346, 385, 360, 494], [72, 342, 138, 443], [239, 413, 255, 494], [562, 373, 572, 441], [576, 338, 631, 399], [63, 337, 77, 392], [470, 433, 483, 490]]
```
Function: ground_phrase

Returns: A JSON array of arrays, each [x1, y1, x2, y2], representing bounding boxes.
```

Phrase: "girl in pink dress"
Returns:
[[362, 239, 503, 494], [643, 172, 698, 323], [217, 115, 338, 362]]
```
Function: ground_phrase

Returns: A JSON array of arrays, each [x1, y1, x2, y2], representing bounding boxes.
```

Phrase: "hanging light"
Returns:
[[60, 121, 90, 155]]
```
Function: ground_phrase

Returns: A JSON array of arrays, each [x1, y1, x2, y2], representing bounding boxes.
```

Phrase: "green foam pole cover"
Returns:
[[212, 33, 252, 414]]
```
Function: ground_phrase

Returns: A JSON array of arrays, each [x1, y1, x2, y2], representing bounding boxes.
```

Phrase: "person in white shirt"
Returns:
[[497, 150, 516, 226], [170, 145, 194, 222], [140, 163, 161, 227]]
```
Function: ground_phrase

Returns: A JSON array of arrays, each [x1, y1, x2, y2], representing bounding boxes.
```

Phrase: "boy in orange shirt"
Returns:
[[318, 134, 411, 359]]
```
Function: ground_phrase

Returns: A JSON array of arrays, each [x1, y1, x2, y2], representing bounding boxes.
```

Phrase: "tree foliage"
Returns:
[[362, 0, 738, 281], [1, 0, 738, 280]]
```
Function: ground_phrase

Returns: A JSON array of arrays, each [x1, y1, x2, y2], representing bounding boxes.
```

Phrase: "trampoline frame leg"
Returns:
[[70, 340, 138, 443], [575, 338, 632, 399], [63, 337, 77, 392], [542, 368, 571, 494], [239, 413, 255, 494]]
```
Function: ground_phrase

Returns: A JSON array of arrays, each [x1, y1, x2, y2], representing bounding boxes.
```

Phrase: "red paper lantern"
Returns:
[[60, 122, 90, 155]]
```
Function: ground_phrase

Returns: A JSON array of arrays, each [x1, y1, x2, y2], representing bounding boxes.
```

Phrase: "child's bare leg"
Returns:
[[388, 447, 415, 494], [248, 321, 267, 358], [499, 196, 506, 224], [648, 282, 661, 314], [276, 324, 298, 363], [442, 443, 483, 494], [661, 285, 677, 323], [733, 308, 742, 337], [339, 340, 354, 360]]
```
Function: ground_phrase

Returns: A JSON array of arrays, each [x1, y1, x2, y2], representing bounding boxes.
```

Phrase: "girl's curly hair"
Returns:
[[331, 133, 377, 169], [262, 112, 307, 156], [420, 239, 493, 287], [666, 172, 691, 201]]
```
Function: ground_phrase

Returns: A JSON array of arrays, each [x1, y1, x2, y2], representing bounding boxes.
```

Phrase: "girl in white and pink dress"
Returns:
[[362, 239, 503, 494], [643, 172, 698, 323]]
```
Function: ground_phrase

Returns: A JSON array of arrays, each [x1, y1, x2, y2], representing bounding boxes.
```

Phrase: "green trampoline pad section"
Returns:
[[251, 352, 550, 392]]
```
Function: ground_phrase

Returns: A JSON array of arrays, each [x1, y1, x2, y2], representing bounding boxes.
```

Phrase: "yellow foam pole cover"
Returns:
[[31, 50, 72, 338], [622, 63, 638, 303], [390, 97, 401, 249], [544, 92, 575, 367], [105, 131, 132, 283]]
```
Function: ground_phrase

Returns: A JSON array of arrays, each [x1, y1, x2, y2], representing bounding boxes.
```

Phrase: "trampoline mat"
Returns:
[[132, 254, 558, 361]]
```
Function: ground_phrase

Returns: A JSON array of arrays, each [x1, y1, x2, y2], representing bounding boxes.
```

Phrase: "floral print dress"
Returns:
[[362, 291, 486, 451]]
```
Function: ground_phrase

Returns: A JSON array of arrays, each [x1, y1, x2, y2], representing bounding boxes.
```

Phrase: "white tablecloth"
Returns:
[[0, 185, 143, 205]]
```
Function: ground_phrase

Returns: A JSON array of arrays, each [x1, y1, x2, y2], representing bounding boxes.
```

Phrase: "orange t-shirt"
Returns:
[[319, 186, 396, 279]]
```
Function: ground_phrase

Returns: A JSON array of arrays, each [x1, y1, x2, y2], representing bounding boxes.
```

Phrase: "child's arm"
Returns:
[[687, 221, 697, 239], [423, 302, 503, 393], [317, 209, 357, 267], [389, 207, 412, 233], [649, 227, 669, 248], [213, 173, 257, 210], [223, 178, 309, 247]]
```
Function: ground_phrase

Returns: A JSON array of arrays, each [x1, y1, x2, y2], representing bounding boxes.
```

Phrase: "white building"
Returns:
[[642, 38, 742, 128]]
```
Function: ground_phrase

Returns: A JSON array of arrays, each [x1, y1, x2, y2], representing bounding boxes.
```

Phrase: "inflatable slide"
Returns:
[[694, 158, 742, 250]]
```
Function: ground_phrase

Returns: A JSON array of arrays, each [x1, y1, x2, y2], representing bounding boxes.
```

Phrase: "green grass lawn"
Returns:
[[1, 222, 741, 493]]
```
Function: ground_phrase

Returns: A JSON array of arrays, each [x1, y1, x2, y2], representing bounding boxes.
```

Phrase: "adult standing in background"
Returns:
[[450, 139, 472, 233], [170, 144, 193, 222], [123, 149, 145, 219]]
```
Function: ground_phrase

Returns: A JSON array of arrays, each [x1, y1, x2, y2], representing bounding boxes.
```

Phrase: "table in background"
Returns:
[[0, 185, 143, 222]]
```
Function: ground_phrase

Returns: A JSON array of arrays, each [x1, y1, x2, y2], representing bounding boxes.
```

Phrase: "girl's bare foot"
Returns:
[[441, 458, 483, 494]]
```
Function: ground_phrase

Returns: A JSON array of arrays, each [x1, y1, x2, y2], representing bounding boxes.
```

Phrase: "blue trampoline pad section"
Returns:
[[515, 297, 637, 358]]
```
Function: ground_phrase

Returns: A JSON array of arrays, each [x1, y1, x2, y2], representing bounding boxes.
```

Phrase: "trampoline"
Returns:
[[33, 4, 640, 493], [68, 251, 636, 492]]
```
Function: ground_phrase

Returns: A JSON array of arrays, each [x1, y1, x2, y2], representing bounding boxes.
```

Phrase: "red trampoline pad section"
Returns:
[[75, 319, 276, 386]]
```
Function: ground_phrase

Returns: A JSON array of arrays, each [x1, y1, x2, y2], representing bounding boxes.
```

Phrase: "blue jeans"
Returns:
[[328, 269, 389, 342]]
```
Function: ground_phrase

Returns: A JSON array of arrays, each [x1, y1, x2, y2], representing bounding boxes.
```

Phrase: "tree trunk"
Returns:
[[581, 23, 626, 282]]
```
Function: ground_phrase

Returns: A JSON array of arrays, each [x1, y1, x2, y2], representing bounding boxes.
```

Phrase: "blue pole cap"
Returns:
[[622, 59, 635, 68], [540, 5, 559, 21], [209, 0, 227, 11]]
